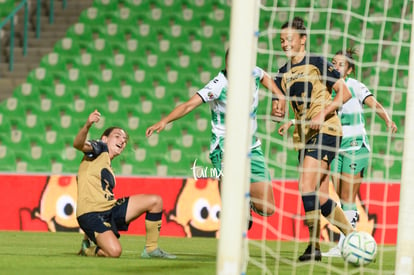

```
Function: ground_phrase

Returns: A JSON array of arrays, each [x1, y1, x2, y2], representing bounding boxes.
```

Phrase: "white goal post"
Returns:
[[217, 1, 414, 274], [216, 0, 259, 274], [395, 3, 414, 275]]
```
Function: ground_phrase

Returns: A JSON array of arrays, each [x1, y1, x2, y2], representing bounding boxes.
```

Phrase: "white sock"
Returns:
[[337, 210, 358, 249], [344, 210, 359, 228]]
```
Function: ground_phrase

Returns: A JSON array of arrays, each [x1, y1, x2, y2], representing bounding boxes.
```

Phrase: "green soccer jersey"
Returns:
[[197, 67, 264, 152], [337, 77, 373, 152]]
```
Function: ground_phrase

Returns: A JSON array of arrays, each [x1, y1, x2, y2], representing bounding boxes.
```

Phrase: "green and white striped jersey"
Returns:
[[337, 77, 373, 152], [197, 67, 264, 153]]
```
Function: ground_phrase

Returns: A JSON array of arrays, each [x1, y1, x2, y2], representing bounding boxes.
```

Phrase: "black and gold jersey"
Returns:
[[275, 54, 342, 148], [76, 140, 117, 217]]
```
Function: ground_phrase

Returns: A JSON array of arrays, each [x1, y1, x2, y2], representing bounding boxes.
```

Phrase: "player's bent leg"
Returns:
[[339, 148, 367, 227], [318, 170, 344, 257], [250, 181, 275, 216], [321, 199, 354, 235], [78, 239, 91, 256], [124, 196, 177, 260], [249, 146, 275, 216], [77, 234, 91, 255], [317, 170, 331, 206], [339, 173, 362, 204], [141, 210, 177, 259], [297, 156, 330, 261], [125, 194, 163, 223], [322, 175, 361, 258], [299, 192, 322, 262], [319, 202, 354, 258], [339, 173, 361, 228], [95, 230, 122, 257]]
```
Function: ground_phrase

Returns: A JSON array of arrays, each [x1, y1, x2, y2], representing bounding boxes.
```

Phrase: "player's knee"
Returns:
[[260, 208, 275, 217], [263, 208, 275, 216], [149, 195, 163, 211], [106, 246, 122, 258], [340, 193, 353, 203], [252, 203, 275, 217], [154, 195, 163, 207]]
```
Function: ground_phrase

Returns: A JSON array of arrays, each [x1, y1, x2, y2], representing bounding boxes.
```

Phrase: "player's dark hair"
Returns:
[[281, 16, 307, 37], [335, 48, 357, 75], [101, 127, 129, 142]]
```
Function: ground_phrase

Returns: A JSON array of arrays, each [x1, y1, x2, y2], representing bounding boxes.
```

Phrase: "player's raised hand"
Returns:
[[146, 121, 167, 137], [387, 120, 398, 134], [278, 120, 293, 136], [87, 110, 101, 127]]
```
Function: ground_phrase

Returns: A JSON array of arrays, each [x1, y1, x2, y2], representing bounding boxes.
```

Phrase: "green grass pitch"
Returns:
[[0, 231, 395, 274]]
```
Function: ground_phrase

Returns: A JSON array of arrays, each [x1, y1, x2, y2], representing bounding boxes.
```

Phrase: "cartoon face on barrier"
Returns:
[[168, 178, 221, 238], [20, 175, 80, 232]]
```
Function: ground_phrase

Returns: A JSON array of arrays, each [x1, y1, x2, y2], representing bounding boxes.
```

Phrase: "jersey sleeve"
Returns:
[[356, 81, 373, 104], [197, 73, 225, 103], [253, 66, 265, 81]]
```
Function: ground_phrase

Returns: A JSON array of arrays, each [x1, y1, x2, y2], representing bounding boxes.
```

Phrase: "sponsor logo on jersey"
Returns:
[[349, 163, 357, 170]]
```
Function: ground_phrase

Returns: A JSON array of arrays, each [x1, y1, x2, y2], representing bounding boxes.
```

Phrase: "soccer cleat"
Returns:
[[322, 246, 342, 257], [298, 244, 322, 262], [141, 248, 177, 259], [78, 239, 91, 256]]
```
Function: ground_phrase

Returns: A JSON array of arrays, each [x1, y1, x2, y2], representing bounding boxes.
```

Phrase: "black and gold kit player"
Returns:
[[275, 17, 354, 262], [275, 54, 343, 150], [74, 110, 176, 259]]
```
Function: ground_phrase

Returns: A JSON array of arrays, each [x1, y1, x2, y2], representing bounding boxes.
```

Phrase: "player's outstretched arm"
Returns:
[[73, 110, 100, 152], [310, 78, 352, 130], [364, 96, 397, 133], [261, 72, 286, 119], [146, 94, 203, 137], [332, 78, 352, 106]]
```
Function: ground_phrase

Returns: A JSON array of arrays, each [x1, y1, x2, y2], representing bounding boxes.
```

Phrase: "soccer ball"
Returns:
[[341, 231, 377, 266]]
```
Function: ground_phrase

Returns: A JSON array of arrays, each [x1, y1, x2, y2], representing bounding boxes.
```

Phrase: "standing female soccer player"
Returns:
[[274, 17, 354, 261], [146, 50, 286, 227], [74, 110, 175, 259], [321, 49, 398, 257]]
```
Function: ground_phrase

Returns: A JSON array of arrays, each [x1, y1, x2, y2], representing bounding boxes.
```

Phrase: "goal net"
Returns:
[[218, 0, 413, 274]]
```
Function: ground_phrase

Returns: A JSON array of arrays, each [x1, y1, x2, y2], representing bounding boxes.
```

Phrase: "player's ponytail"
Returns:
[[335, 48, 357, 76]]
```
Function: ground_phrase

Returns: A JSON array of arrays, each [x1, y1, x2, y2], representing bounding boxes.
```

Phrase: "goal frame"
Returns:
[[216, 0, 259, 274], [395, 3, 414, 274], [217, 1, 414, 275]]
